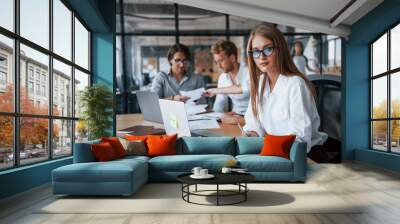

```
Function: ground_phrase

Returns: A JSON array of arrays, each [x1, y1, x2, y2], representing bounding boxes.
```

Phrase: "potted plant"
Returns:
[[79, 84, 113, 140]]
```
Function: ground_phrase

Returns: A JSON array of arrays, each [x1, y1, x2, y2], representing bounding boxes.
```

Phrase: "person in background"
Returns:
[[243, 24, 327, 154], [151, 43, 205, 102], [203, 40, 250, 125], [292, 41, 320, 75]]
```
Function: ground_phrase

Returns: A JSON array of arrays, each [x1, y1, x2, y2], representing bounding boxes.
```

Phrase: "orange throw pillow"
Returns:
[[260, 134, 296, 159], [91, 142, 117, 162], [146, 134, 177, 157], [124, 135, 148, 142], [101, 137, 126, 158]]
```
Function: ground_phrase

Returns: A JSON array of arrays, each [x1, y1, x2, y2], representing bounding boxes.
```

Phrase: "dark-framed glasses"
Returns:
[[248, 46, 275, 58], [174, 59, 189, 65]]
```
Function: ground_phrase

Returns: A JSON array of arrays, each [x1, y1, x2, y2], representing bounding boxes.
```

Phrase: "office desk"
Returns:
[[117, 114, 242, 137]]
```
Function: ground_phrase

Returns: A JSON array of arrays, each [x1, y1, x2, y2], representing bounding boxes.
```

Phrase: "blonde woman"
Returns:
[[243, 24, 327, 153]]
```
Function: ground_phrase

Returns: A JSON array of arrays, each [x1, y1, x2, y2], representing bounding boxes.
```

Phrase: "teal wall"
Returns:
[[344, 0, 400, 171], [92, 32, 115, 135], [0, 0, 115, 200]]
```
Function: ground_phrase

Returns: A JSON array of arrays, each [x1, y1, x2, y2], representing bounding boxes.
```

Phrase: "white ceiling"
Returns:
[[166, 0, 384, 37]]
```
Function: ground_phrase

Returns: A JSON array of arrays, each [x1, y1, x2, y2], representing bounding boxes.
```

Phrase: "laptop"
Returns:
[[136, 91, 163, 123], [158, 99, 224, 137]]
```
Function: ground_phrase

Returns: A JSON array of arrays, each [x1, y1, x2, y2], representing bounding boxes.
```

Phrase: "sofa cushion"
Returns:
[[53, 159, 147, 183], [236, 137, 263, 155], [101, 137, 127, 158], [147, 134, 177, 157], [178, 137, 235, 155], [73, 140, 100, 163], [149, 154, 235, 172], [91, 142, 118, 161], [260, 134, 296, 159], [236, 155, 293, 172]]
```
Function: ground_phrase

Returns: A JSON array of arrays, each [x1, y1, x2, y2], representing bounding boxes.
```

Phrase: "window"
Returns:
[[75, 17, 89, 70], [0, 0, 14, 32], [41, 85, 46, 97], [29, 67, 34, 80], [28, 81, 34, 94], [0, 1, 91, 170], [0, 35, 14, 113], [20, 0, 49, 49], [53, 0, 72, 60], [36, 84, 40, 95], [0, 71, 6, 85], [370, 23, 400, 153]]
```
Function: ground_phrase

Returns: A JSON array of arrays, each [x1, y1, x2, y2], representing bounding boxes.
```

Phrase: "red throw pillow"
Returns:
[[101, 137, 126, 158], [260, 134, 296, 159], [91, 142, 117, 161], [146, 134, 177, 157]]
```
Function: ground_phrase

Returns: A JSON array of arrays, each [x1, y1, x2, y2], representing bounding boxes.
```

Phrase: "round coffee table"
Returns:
[[177, 173, 255, 206]]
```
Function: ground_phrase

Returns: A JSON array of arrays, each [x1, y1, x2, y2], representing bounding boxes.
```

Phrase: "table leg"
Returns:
[[217, 184, 219, 206], [245, 183, 247, 201], [195, 184, 197, 192]]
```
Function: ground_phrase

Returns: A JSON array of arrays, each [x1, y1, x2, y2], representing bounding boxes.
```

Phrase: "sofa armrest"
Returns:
[[289, 142, 307, 181], [73, 140, 100, 163]]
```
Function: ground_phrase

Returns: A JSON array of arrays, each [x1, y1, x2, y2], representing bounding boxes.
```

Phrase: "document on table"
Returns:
[[180, 88, 205, 102], [185, 102, 207, 115], [189, 119, 220, 130], [187, 112, 224, 121]]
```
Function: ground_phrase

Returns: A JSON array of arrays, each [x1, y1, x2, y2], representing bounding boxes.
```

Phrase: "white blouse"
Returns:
[[243, 74, 327, 152], [213, 65, 250, 115]]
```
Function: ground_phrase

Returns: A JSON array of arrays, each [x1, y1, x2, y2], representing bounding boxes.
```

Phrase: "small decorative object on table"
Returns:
[[221, 159, 241, 173]]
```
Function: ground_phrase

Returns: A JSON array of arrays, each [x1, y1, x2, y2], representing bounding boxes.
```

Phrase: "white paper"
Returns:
[[187, 112, 224, 121], [180, 88, 205, 102], [189, 119, 220, 130], [185, 102, 207, 115]]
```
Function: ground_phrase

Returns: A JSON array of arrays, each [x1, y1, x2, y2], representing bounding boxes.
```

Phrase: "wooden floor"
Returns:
[[1, 162, 400, 224]]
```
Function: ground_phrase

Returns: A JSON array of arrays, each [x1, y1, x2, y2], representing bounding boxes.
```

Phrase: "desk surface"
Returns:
[[117, 113, 242, 137]]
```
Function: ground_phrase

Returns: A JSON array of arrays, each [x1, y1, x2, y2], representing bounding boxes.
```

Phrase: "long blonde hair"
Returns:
[[247, 24, 316, 119]]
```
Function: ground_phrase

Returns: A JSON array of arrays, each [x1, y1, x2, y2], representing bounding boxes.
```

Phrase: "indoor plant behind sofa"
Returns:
[[52, 137, 307, 196]]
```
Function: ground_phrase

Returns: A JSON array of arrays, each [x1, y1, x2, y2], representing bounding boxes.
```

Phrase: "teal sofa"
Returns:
[[52, 137, 307, 196]]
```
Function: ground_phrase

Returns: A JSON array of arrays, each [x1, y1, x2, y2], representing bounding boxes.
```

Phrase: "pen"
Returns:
[[237, 123, 246, 136]]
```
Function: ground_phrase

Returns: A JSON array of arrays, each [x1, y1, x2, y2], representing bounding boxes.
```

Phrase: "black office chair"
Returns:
[[308, 74, 342, 163]]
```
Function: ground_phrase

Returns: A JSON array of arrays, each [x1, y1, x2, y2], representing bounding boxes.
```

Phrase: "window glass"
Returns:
[[20, 117, 49, 165], [372, 121, 388, 151], [0, 35, 14, 113], [0, 0, 14, 31], [391, 120, 400, 153], [53, 119, 72, 158], [74, 69, 89, 118], [179, 6, 225, 31], [53, 59, 72, 117], [180, 36, 226, 82], [391, 72, 400, 118], [53, 0, 72, 60], [122, 0, 175, 32], [372, 33, 387, 76], [0, 116, 13, 170], [391, 24, 400, 70], [124, 36, 175, 88], [75, 18, 89, 70], [20, 44, 49, 115], [75, 120, 88, 143], [20, 0, 49, 49], [372, 77, 387, 119]]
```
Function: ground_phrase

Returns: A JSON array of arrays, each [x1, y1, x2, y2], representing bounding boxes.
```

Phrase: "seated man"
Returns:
[[203, 40, 249, 125]]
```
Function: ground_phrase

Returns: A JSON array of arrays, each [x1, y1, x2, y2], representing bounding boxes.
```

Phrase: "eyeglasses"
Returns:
[[173, 59, 189, 65], [248, 46, 275, 58]]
